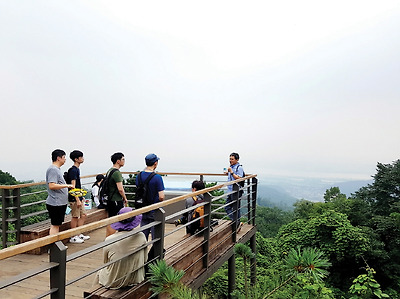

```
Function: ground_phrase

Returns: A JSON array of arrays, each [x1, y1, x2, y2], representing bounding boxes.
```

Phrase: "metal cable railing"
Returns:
[[0, 173, 257, 299]]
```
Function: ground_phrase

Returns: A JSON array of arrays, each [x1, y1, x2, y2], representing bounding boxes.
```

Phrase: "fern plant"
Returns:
[[148, 259, 207, 299]]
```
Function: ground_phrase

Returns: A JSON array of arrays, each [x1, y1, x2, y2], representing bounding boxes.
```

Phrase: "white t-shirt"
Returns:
[[92, 184, 100, 207]]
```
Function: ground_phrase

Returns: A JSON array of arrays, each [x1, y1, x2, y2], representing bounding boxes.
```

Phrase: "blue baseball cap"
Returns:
[[145, 153, 160, 164]]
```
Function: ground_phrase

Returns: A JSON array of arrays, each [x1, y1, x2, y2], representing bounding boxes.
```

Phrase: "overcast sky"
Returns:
[[1, 1, 399, 182]]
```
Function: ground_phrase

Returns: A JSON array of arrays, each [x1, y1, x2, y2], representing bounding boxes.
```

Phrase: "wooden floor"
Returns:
[[0, 222, 253, 299]]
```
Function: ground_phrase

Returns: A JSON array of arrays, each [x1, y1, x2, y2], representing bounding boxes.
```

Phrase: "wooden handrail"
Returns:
[[0, 172, 232, 190], [0, 174, 256, 260]]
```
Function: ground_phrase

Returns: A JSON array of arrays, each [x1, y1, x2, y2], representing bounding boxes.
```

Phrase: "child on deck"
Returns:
[[174, 180, 205, 234]]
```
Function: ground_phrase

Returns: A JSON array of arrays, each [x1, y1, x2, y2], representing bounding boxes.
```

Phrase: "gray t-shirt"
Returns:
[[46, 164, 68, 206]]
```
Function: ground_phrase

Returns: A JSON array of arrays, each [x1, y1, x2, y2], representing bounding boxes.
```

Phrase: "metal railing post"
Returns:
[[232, 184, 240, 242], [228, 254, 236, 298], [251, 178, 258, 226], [202, 192, 212, 269], [49, 241, 67, 299], [153, 208, 165, 260], [1, 189, 6, 249], [1, 188, 20, 248], [246, 179, 251, 224], [13, 188, 21, 245]]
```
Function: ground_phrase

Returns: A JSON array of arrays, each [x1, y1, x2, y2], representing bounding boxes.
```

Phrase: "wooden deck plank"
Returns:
[[0, 222, 254, 299]]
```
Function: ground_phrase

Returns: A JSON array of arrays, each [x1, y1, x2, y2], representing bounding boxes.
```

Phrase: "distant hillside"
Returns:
[[256, 176, 372, 205], [335, 180, 373, 197], [256, 184, 299, 210]]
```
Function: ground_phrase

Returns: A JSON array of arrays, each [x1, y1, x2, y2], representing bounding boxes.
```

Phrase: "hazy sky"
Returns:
[[1, 1, 399, 182]]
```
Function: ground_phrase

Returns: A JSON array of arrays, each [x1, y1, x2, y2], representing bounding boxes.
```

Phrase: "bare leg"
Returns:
[[70, 217, 79, 229], [49, 225, 60, 235], [78, 214, 87, 227]]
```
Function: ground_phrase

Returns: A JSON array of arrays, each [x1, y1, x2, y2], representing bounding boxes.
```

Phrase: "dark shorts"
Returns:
[[46, 204, 67, 226], [107, 200, 124, 217]]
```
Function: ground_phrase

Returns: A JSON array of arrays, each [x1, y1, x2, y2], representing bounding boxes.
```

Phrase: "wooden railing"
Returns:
[[0, 173, 258, 299], [0, 172, 228, 248]]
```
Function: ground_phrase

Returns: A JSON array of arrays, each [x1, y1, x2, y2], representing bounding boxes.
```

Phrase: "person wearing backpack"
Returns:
[[224, 152, 244, 222], [174, 180, 205, 234], [91, 174, 105, 208], [135, 153, 165, 240], [105, 152, 128, 237]]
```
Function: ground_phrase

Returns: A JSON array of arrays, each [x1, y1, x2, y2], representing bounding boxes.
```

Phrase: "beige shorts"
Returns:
[[70, 200, 87, 218]]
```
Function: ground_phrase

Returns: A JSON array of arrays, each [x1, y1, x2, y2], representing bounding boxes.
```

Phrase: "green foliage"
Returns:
[[277, 210, 369, 260], [283, 246, 331, 282], [205, 182, 224, 197], [124, 172, 139, 202], [349, 267, 389, 298], [256, 206, 293, 238], [0, 170, 19, 185], [234, 244, 255, 299], [293, 199, 326, 220], [277, 210, 370, 290], [354, 160, 400, 216], [148, 259, 185, 296], [205, 182, 226, 220], [324, 187, 347, 203], [202, 267, 229, 298], [148, 259, 207, 299], [20, 184, 48, 226]]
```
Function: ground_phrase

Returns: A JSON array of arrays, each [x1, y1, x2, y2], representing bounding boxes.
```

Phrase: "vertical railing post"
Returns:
[[49, 241, 67, 299], [0, 188, 20, 248], [202, 192, 212, 269], [231, 184, 240, 242], [246, 178, 251, 224], [153, 208, 165, 260], [1, 189, 7, 249], [200, 175, 204, 182], [228, 254, 236, 298], [13, 188, 21, 245], [251, 178, 258, 226]]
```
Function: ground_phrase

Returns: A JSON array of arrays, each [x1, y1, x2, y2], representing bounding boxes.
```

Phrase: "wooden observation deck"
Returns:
[[0, 172, 258, 299]]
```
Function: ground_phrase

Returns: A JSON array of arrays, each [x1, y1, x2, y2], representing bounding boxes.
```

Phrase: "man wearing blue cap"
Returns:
[[136, 153, 165, 240]]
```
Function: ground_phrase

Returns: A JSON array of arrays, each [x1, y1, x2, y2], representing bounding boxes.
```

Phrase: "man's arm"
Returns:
[[158, 190, 165, 202], [116, 181, 128, 206], [49, 182, 72, 190], [230, 165, 244, 179], [70, 179, 82, 206]]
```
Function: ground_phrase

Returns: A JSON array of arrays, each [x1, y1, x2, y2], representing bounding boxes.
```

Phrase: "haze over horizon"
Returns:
[[1, 1, 399, 183]]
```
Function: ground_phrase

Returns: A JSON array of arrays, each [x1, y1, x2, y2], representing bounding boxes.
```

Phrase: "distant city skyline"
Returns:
[[1, 1, 399, 183]]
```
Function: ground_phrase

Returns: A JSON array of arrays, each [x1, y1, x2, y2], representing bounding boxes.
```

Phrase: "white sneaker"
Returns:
[[70, 236, 84, 244], [78, 234, 90, 240]]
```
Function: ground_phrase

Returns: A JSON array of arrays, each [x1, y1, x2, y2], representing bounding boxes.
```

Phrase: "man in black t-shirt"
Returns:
[[66, 150, 90, 244]]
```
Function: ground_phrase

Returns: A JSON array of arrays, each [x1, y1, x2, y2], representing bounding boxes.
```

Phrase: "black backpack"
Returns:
[[135, 172, 156, 209], [99, 168, 118, 206]]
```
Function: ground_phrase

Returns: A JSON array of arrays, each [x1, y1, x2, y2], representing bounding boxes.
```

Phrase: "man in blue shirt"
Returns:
[[136, 153, 165, 240], [224, 152, 244, 221]]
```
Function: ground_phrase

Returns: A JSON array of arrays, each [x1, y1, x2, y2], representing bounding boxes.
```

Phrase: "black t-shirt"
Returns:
[[67, 165, 82, 201]]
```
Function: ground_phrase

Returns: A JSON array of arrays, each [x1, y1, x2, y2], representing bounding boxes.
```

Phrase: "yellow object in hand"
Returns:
[[68, 188, 88, 197]]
